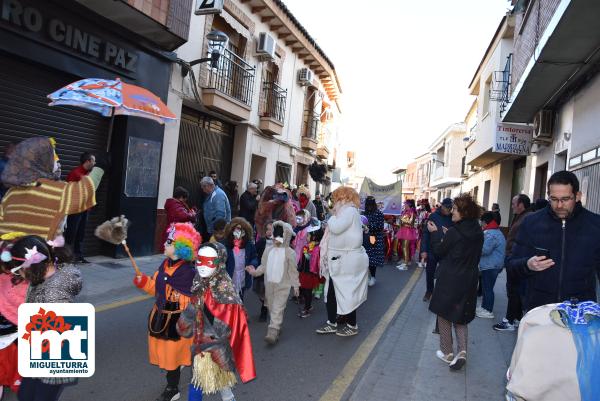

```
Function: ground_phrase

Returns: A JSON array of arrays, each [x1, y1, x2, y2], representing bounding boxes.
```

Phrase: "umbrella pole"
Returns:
[[106, 111, 115, 152]]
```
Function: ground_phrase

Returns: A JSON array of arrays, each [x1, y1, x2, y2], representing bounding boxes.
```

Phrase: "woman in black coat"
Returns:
[[363, 196, 385, 286], [427, 193, 483, 371]]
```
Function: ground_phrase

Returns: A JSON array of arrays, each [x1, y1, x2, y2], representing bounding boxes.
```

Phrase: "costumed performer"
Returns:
[[396, 199, 418, 271], [254, 185, 296, 238], [245, 221, 299, 345], [0, 137, 105, 241], [316, 186, 369, 337], [296, 185, 317, 220], [133, 222, 201, 401], [177, 242, 256, 401]]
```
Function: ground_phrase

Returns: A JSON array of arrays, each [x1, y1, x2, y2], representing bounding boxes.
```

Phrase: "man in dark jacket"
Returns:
[[420, 197, 453, 301], [239, 182, 258, 227], [493, 194, 531, 331], [506, 171, 600, 315]]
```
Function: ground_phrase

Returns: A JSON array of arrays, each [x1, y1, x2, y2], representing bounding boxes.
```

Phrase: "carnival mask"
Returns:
[[164, 226, 177, 260], [233, 227, 245, 239], [196, 246, 219, 278]]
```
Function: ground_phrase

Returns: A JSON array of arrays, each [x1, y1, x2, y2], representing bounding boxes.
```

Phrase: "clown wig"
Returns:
[[170, 223, 202, 262], [332, 186, 360, 208]]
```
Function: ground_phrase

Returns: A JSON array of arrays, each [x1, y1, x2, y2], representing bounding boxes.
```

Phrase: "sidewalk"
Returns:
[[345, 267, 517, 401], [75, 254, 164, 307]]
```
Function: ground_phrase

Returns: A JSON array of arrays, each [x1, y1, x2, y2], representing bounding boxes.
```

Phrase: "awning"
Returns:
[[221, 10, 251, 40], [430, 177, 462, 189]]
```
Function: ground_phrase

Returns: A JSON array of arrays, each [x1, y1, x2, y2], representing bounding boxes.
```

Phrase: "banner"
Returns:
[[359, 177, 403, 215], [494, 123, 533, 156]]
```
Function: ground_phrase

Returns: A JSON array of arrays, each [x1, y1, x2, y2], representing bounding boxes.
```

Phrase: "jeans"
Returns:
[[64, 211, 88, 258], [505, 269, 523, 323], [18, 378, 64, 401], [425, 256, 438, 293], [481, 268, 501, 312]]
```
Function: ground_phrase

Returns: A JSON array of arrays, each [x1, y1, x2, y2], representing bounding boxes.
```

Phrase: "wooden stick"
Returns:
[[121, 240, 142, 276]]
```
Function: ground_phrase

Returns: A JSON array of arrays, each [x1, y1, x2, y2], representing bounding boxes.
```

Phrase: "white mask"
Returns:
[[233, 228, 244, 239], [274, 236, 284, 244], [196, 246, 218, 278]]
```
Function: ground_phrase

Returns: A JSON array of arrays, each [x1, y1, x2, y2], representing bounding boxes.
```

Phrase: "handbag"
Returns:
[[148, 300, 182, 341]]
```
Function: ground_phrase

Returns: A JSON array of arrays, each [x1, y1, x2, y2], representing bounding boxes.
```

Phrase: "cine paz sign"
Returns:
[[493, 123, 533, 156]]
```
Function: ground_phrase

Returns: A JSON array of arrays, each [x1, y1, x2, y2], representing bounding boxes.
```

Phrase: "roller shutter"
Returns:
[[0, 52, 110, 256]]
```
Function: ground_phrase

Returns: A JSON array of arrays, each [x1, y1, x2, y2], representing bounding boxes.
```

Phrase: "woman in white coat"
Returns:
[[316, 187, 369, 337]]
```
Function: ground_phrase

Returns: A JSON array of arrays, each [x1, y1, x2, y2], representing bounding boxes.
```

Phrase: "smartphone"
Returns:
[[534, 247, 551, 258]]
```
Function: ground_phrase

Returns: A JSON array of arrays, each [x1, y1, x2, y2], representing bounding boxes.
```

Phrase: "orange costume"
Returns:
[[135, 260, 194, 370]]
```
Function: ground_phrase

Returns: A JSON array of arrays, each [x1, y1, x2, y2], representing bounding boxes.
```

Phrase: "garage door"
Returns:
[[174, 108, 234, 208], [0, 52, 110, 256]]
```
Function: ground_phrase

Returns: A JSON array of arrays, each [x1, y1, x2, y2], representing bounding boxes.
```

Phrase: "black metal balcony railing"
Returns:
[[259, 81, 287, 123], [205, 49, 256, 106], [491, 53, 512, 114], [302, 110, 319, 139]]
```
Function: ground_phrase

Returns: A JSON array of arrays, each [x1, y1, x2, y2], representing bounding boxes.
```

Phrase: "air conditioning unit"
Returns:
[[256, 32, 276, 60], [298, 68, 313, 86], [533, 110, 554, 139]]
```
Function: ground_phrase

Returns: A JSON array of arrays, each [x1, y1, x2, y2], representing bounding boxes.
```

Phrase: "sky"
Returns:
[[284, 0, 512, 184]]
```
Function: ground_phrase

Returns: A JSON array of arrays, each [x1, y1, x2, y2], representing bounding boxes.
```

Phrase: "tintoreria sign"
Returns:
[[493, 123, 533, 156]]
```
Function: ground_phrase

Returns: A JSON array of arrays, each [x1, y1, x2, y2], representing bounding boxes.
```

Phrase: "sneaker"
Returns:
[[314, 293, 321, 300], [156, 386, 180, 401], [78, 257, 90, 264], [476, 309, 494, 319], [336, 323, 358, 337], [514, 319, 520, 328], [396, 263, 408, 271], [422, 292, 432, 302], [435, 350, 454, 364], [316, 321, 337, 334], [493, 318, 516, 331], [449, 351, 467, 371], [368, 277, 376, 287], [297, 310, 311, 318]]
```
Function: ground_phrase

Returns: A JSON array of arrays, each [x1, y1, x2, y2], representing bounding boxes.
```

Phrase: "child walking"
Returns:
[[297, 221, 323, 318], [245, 221, 298, 344]]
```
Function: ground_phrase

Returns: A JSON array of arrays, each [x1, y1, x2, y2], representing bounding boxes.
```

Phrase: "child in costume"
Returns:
[[8, 234, 81, 401], [0, 233, 26, 399], [297, 220, 324, 318], [177, 242, 256, 401], [223, 218, 258, 301], [133, 222, 201, 401], [253, 221, 274, 321], [246, 221, 299, 344]]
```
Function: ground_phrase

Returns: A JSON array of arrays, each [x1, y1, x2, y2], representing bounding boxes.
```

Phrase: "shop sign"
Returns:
[[1, 0, 138, 73], [195, 0, 223, 15], [493, 123, 533, 156]]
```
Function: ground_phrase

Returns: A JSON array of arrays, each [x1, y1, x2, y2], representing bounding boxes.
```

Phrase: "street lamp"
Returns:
[[180, 30, 229, 77], [430, 152, 445, 166]]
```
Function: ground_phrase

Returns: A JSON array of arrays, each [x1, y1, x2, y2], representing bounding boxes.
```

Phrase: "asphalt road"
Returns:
[[8, 263, 414, 401]]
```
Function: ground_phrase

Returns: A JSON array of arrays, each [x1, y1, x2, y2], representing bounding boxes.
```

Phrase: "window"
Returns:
[[482, 75, 492, 116]]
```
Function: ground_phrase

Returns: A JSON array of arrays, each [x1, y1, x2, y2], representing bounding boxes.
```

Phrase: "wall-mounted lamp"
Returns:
[[563, 131, 572, 141], [179, 30, 229, 77]]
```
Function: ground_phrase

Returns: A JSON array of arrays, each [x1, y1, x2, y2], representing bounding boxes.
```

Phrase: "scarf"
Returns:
[[266, 246, 286, 283], [233, 239, 243, 255], [1, 137, 56, 187], [155, 259, 195, 310], [483, 220, 499, 230]]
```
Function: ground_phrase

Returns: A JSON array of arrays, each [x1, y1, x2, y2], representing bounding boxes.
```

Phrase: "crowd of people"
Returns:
[[0, 135, 598, 401]]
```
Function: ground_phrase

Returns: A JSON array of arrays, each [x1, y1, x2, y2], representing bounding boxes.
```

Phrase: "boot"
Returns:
[[259, 306, 268, 322], [264, 327, 279, 344]]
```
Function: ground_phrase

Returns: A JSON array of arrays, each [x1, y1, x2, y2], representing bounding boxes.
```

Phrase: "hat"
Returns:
[[441, 198, 453, 208], [307, 218, 322, 233]]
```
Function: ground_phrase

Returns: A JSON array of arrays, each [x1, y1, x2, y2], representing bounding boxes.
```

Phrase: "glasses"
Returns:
[[548, 196, 575, 205]]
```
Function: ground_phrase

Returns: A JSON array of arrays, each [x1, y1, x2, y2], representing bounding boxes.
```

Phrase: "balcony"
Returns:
[[202, 49, 255, 121], [259, 81, 287, 136], [301, 110, 319, 151], [317, 146, 329, 160], [74, 0, 192, 50]]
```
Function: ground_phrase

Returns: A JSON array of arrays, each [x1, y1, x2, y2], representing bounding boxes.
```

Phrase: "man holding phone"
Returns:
[[506, 171, 600, 314]]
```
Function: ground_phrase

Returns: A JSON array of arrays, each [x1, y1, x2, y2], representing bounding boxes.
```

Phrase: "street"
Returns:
[[56, 263, 413, 401]]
